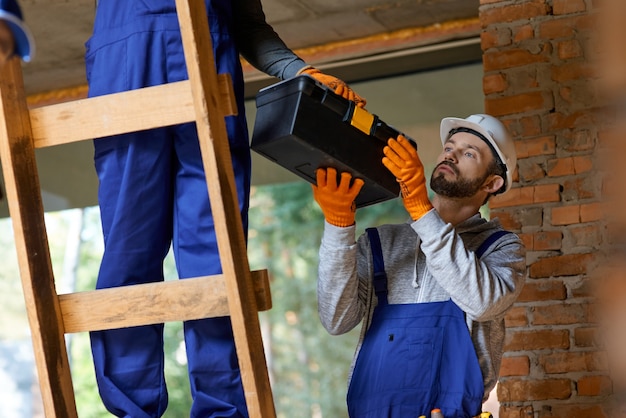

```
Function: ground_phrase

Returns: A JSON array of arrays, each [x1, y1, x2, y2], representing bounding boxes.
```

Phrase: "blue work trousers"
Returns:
[[85, 2, 250, 417]]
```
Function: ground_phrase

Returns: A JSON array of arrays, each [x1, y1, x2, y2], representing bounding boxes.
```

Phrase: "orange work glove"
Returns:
[[298, 66, 367, 108], [312, 167, 364, 227], [382, 135, 433, 220]]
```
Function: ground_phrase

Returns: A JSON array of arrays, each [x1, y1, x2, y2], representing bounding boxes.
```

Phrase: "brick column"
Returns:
[[479, 1, 611, 417]]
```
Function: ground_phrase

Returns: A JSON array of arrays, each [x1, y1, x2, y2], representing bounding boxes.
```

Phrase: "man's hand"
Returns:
[[299, 66, 367, 108], [312, 167, 364, 227], [382, 135, 433, 220]]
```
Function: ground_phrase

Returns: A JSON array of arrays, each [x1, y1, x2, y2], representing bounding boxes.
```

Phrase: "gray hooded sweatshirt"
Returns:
[[317, 208, 526, 400]]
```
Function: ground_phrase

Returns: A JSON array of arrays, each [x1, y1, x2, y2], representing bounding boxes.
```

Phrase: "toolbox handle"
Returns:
[[320, 88, 352, 121], [317, 78, 417, 149]]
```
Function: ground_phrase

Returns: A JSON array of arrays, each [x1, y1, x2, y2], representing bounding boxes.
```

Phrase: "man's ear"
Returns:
[[483, 175, 504, 194]]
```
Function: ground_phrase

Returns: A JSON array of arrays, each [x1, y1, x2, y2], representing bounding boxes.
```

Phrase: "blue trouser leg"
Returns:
[[90, 128, 175, 418], [90, 121, 251, 417], [184, 318, 247, 418], [172, 122, 250, 418]]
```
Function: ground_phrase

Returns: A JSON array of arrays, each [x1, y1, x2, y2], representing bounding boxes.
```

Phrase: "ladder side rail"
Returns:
[[175, 0, 276, 416], [0, 58, 78, 418]]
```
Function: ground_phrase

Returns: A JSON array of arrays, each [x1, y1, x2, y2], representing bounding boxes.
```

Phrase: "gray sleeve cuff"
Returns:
[[322, 221, 357, 247]]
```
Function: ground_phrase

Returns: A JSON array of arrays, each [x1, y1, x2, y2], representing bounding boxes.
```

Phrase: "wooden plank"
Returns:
[[176, 0, 276, 416], [30, 81, 194, 148], [29, 75, 237, 149], [59, 270, 272, 334], [0, 58, 78, 418]]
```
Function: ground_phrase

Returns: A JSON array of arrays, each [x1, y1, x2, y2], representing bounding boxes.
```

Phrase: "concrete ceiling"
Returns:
[[19, 0, 480, 96], [0, 0, 483, 216]]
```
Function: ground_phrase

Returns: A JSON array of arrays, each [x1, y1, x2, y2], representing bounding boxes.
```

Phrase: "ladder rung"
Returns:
[[58, 269, 271, 334], [30, 74, 237, 149]]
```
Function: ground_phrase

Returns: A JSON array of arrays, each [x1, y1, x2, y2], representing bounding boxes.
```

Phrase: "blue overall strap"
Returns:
[[366, 227, 388, 305], [476, 230, 512, 259]]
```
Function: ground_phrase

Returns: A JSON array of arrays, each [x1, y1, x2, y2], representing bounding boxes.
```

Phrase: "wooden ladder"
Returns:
[[0, 0, 276, 416]]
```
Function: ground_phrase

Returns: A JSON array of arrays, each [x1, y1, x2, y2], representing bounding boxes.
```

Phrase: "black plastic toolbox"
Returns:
[[251, 75, 413, 208]]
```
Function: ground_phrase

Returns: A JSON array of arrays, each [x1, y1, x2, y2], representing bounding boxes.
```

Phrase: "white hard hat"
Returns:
[[440, 114, 517, 194]]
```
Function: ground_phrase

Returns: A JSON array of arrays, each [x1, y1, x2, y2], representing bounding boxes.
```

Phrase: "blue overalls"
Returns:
[[85, 2, 250, 417], [347, 228, 508, 418]]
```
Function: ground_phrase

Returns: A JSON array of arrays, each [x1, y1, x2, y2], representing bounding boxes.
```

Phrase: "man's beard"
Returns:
[[430, 161, 488, 199]]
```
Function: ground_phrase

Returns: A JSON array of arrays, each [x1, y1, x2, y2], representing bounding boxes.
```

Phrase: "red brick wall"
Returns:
[[479, 1, 611, 417]]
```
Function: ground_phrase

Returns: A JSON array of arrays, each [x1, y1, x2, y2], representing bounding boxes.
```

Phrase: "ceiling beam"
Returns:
[[244, 37, 482, 98]]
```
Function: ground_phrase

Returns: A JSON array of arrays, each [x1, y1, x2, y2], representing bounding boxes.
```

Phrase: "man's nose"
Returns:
[[444, 148, 457, 162]]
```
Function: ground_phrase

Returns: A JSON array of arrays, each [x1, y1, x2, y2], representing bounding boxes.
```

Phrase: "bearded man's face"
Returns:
[[430, 160, 490, 199]]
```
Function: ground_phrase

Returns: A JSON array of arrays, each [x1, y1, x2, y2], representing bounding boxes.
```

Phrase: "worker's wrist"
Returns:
[[296, 65, 315, 76], [406, 199, 433, 221], [325, 212, 356, 228]]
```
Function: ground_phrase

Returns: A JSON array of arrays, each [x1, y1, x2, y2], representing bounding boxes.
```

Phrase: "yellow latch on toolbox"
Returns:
[[350, 105, 375, 135]]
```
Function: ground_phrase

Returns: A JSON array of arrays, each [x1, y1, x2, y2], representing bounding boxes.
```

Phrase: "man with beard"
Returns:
[[312, 114, 526, 418]]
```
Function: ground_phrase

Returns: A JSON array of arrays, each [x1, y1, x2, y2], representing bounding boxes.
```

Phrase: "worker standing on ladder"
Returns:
[[0, 0, 34, 68], [312, 114, 526, 417], [85, 1, 365, 417]]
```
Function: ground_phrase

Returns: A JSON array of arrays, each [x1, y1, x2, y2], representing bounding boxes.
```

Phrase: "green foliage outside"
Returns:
[[0, 180, 409, 417]]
